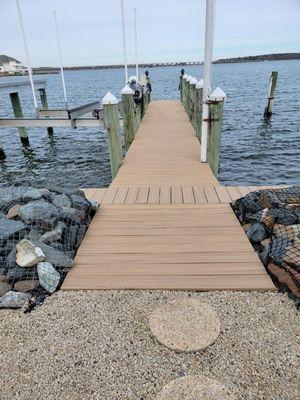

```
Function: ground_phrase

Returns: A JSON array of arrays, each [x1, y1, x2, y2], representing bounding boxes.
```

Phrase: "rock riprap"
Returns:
[[233, 186, 300, 303], [16, 239, 45, 267], [156, 375, 236, 400], [0, 186, 99, 309], [149, 298, 221, 352]]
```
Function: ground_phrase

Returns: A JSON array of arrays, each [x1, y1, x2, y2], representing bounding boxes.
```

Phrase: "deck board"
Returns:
[[64, 100, 276, 291]]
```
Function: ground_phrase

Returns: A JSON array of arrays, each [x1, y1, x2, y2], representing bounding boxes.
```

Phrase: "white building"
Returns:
[[0, 61, 28, 75]]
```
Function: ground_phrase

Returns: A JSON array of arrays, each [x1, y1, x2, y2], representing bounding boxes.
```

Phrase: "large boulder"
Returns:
[[0, 187, 44, 212], [36, 242, 74, 268], [18, 200, 59, 228], [0, 219, 26, 242]]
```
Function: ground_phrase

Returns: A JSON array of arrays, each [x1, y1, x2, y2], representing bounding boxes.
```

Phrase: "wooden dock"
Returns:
[[62, 100, 275, 291]]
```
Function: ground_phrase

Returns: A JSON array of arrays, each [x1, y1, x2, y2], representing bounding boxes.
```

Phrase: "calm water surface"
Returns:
[[0, 60, 299, 187]]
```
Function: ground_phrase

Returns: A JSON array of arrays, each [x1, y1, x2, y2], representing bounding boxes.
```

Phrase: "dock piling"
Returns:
[[189, 77, 198, 127], [264, 71, 278, 120], [207, 87, 226, 177], [179, 68, 185, 102], [38, 88, 54, 135], [9, 92, 29, 145], [102, 92, 123, 179], [121, 84, 135, 151], [0, 145, 6, 161], [195, 79, 204, 141]]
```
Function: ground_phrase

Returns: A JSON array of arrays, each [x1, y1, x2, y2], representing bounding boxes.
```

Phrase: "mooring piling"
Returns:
[[0, 145, 6, 161], [38, 88, 54, 135], [264, 71, 278, 120], [102, 91, 123, 179], [195, 79, 204, 141], [121, 84, 135, 151], [179, 68, 185, 102], [9, 92, 29, 145], [189, 77, 198, 127], [207, 87, 226, 177]]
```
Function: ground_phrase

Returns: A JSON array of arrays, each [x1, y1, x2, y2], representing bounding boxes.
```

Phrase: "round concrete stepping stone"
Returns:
[[149, 298, 220, 352], [156, 375, 236, 400]]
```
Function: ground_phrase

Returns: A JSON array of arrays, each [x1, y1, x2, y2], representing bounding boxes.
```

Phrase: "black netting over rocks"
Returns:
[[0, 186, 99, 310], [232, 186, 300, 306]]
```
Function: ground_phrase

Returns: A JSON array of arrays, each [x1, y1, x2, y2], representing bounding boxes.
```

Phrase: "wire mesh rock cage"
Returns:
[[0, 186, 98, 310]]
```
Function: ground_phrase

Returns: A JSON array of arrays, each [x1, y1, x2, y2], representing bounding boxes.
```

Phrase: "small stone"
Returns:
[[37, 242, 74, 268], [0, 219, 26, 241], [14, 280, 39, 292], [6, 266, 38, 283], [37, 262, 60, 293], [0, 282, 12, 296], [149, 298, 220, 352], [16, 239, 45, 267], [268, 263, 300, 298], [71, 194, 91, 212], [242, 223, 251, 232], [39, 221, 66, 243], [52, 194, 72, 209], [6, 204, 21, 219], [90, 200, 100, 212], [0, 274, 6, 282], [0, 291, 31, 309], [247, 223, 267, 243], [156, 375, 236, 400]]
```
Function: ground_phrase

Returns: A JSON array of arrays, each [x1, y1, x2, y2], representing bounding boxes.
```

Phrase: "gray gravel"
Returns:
[[0, 290, 299, 400]]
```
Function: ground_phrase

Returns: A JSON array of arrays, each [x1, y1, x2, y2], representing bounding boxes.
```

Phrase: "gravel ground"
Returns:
[[0, 290, 299, 400]]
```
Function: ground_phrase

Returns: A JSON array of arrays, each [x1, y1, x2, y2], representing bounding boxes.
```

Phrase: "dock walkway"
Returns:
[[62, 100, 275, 291]]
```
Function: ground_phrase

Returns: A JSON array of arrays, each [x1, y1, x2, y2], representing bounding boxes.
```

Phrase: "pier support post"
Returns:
[[179, 68, 185, 102], [145, 71, 151, 102], [207, 87, 226, 178], [264, 71, 278, 120], [189, 78, 198, 127], [102, 92, 123, 179], [9, 92, 29, 145], [121, 84, 135, 151], [0, 145, 6, 161], [195, 79, 204, 141], [38, 88, 54, 135], [181, 74, 187, 108], [185, 76, 191, 113]]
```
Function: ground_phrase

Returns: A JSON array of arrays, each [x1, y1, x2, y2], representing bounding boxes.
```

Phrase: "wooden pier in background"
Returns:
[[62, 100, 275, 291]]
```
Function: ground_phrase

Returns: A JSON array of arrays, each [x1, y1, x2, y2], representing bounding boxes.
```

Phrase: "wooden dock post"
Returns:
[[145, 71, 151, 102], [185, 75, 191, 113], [195, 79, 204, 141], [9, 92, 29, 145], [179, 68, 185, 102], [181, 73, 188, 108], [0, 144, 6, 161], [121, 84, 135, 151], [38, 88, 54, 135], [264, 71, 278, 120], [207, 87, 226, 177], [189, 77, 198, 127], [102, 91, 123, 179]]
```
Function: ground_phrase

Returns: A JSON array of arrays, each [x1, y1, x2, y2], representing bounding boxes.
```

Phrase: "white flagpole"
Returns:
[[53, 10, 68, 109], [120, 0, 128, 83], [200, 0, 216, 162], [134, 7, 139, 80], [15, 0, 38, 109]]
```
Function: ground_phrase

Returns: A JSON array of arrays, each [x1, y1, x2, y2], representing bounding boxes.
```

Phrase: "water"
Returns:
[[0, 60, 299, 188]]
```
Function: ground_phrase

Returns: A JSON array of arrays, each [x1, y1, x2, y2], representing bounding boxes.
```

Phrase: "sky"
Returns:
[[0, 0, 299, 67]]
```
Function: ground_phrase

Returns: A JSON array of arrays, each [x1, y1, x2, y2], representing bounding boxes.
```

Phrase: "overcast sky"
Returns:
[[0, 0, 299, 67]]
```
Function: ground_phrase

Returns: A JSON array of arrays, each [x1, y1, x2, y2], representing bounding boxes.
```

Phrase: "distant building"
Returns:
[[0, 60, 28, 75]]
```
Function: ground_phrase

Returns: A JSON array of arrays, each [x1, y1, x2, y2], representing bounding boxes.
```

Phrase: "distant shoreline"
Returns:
[[1, 53, 299, 76], [31, 53, 299, 74]]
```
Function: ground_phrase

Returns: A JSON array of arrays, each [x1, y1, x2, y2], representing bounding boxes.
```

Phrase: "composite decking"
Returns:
[[62, 100, 275, 291]]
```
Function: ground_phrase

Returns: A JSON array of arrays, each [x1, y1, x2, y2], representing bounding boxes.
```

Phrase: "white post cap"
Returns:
[[183, 73, 188, 79], [129, 75, 137, 82], [187, 75, 193, 82], [210, 87, 227, 101], [196, 78, 204, 89], [121, 84, 135, 95], [189, 77, 198, 85], [102, 91, 118, 105]]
